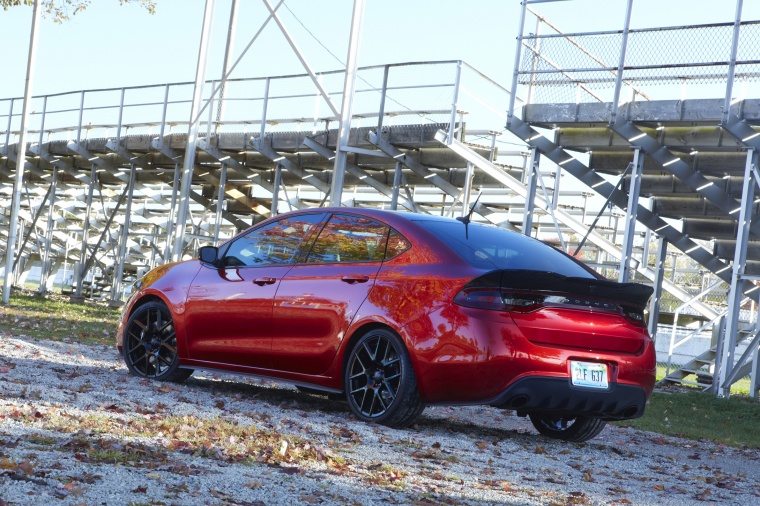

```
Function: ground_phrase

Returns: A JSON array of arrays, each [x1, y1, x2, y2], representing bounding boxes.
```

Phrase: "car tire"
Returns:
[[122, 301, 193, 383], [344, 328, 424, 428], [528, 413, 607, 442]]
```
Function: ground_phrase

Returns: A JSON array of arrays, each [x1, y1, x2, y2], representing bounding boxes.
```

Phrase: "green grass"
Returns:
[[615, 390, 760, 448], [0, 291, 120, 346]]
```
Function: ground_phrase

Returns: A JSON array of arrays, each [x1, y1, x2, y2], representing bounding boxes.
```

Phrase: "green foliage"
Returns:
[[0, 0, 156, 23], [0, 292, 120, 345], [615, 391, 760, 448]]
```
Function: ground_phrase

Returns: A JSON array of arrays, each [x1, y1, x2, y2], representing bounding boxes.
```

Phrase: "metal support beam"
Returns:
[[722, 0, 744, 124], [619, 148, 643, 283], [111, 164, 136, 306], [216, 0, 240, 129], [330, 0, 366, 206], [164, 164, 180, 264], [718, 148, 758, 397], [173, 0, 216, 262], [648, 236, 668, 340], [271, 163, 282, 216], [522, 148, 539, 235], [38, 166, 58, 294], [609, 0, 634, 124], [390, 162, 402, 211], [214, 163, 227, 245], [72, 165, 97, 302], [552, 166, 561, 210], [461, 162, 475, 218], [3, 0, 41, 304]]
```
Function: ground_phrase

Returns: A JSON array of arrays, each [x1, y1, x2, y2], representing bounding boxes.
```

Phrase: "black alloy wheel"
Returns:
[[344, 328, 424, 428], [528, 413, 607, 442], [122, 301, 193, 383]]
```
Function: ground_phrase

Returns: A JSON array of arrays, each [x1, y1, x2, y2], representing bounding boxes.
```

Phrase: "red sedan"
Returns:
[[116, 208, 655, 442]]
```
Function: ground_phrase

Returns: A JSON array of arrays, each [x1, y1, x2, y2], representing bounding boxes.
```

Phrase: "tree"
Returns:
[[0, 0, 155, 23]]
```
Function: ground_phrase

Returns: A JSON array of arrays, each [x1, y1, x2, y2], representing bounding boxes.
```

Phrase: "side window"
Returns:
[[306, 214, 389, 264], [222, 214, 324, 267], [385, 230, 411, 260]]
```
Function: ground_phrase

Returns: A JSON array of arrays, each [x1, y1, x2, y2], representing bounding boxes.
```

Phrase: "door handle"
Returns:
[[253, 277, 277, 286], [341, 275, 370, 284]]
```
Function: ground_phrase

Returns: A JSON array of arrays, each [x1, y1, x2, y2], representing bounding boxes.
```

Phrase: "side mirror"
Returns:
[[198, 245, 219, 265]]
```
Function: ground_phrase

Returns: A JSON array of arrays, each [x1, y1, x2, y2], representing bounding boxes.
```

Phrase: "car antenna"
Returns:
[[456, 192, 482, 239]]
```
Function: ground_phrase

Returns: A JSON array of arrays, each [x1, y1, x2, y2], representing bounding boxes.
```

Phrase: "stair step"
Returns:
[[662, 377, 712, 388], [678, 368, 710, 374]]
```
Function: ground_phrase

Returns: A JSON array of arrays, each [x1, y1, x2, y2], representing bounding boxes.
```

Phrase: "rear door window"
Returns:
[[306, 214, 389, 264]]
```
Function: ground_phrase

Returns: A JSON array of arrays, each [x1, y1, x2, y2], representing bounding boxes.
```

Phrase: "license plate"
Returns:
[[570, 361, 608, 389]]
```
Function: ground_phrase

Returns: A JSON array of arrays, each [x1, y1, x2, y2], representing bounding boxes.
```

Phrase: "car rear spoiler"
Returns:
[[464, 270, 654, 309]]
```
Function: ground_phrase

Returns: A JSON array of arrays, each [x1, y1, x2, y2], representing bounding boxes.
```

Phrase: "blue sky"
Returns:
[[1, 0, 758, 101]]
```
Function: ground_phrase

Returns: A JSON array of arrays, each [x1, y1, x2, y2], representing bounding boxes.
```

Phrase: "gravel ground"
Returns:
[[1, 334, 759, 506]]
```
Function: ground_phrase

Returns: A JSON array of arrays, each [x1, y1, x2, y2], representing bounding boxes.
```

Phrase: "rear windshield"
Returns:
[[417, 220, 596, 278]]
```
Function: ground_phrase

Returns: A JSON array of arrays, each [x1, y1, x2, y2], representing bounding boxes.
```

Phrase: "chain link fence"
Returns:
[[519, 19, 760, 105]]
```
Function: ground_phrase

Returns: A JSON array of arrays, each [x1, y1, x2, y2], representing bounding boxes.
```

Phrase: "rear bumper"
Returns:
[[489, 376, 648, 421]]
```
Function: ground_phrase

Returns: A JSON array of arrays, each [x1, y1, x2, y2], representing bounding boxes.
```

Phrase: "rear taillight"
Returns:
[[623, 309, 647, 327], [453, 289, 543, 313], [454, 287, 646, 324]]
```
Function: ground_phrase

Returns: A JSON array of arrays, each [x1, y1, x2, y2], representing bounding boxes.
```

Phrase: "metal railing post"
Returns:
[[37, 95, 47, 149], [722, 0, 744, 124], [259, 77, 270, 141], [609, 0, 635, 124], [158, 83, 170, 144], [507, 0, 529, 128], [3, 98, 13, 149], [75, 90, 85, 144], [376, 64, 390, 139], [446, 60, 462, 144]]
